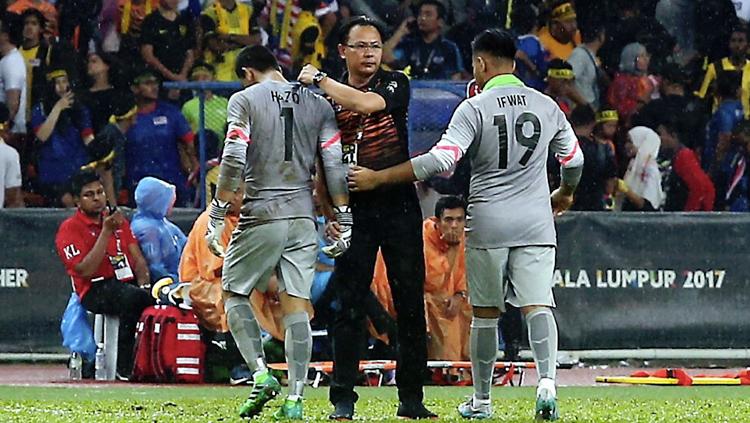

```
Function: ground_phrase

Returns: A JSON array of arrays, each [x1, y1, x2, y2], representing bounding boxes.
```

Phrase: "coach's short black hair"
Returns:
[[471, 29, 516, 60], [569, 105, 596, 127], [418, 0, 447, 20], [70, 170, 102, 197], [339, 16, 385, 45], [235, 45, 280, 78], [435, 195, 467, 219]]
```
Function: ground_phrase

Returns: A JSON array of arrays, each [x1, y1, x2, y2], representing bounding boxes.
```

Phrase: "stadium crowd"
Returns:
[[0, 0, 748, 211]]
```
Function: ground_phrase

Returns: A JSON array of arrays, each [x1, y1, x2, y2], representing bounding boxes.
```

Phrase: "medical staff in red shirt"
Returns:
[[55, 170, 153, 378]]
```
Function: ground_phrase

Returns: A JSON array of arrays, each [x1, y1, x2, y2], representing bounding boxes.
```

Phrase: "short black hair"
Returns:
[[339, 16, 385, 45], [20, 8, 46, 27], [730, 24, 748, 38], [471, 28, 516, 60], [70, 170, 102, 197], [569, 105, 596, 127], [418, 0, 447, 20], [0, 13, 21, 46], [716, 71, 741, 98], [580, 20, 605, 43], [234, 45, 280, 78], [435, 195, 467, 218], [511, 3, 538, 35]]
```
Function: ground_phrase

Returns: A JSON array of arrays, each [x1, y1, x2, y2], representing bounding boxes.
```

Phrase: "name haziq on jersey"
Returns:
[[555, 268, 726, 289]]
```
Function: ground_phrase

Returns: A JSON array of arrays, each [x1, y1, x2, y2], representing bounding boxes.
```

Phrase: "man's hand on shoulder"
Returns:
[[298, 64, 320, 86]]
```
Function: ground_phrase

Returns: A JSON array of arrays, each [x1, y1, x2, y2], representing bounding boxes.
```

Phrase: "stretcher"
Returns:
[[595, 368, 750, 386]]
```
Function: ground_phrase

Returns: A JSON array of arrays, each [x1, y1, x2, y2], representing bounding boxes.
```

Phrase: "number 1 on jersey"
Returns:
[[281, 106, 294, 161], [493, 112, 541, 169]]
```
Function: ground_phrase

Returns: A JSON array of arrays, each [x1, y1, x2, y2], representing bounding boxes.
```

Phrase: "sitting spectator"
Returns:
[[384, 0, 464, 80], [126, 69, 198, 206], [570, 105, 616, 211], [704, 72, 743, 176], [0, 103, 23, 208], [422, 196, 470, 364], [131, 176, 187, 281], [6, 0, 58, 35], [0, 14, 27, 138], [54, 170, 153, 378], [140, 0, 196, 96], [568, 20, 606, 110], [82, 49, 123, 134], [657, 119, 716, 211], [19, 8, 79, 123], [715, 121, 750, 211], [632, 64, 706, 151], [607, 42, 653, 127], [32, 68, 94, 207], [593, 108, 618, 154], [537, 0, 580, 61], [181, 62, 228, 150], [86, 94, 137, 206], [512, 3, 548, 91], [617, 126, 663, 211], [696, 25, 749, 113], [290, 0, 326, 74], [545, 59, 585, 117]]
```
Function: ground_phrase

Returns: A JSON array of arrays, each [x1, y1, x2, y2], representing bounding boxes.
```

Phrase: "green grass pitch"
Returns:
[[1, 385, 750, 422]]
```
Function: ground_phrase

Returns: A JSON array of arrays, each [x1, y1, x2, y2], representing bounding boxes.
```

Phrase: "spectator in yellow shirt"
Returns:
[[537, 1, 581, 61], [696, 26, 749, 113]]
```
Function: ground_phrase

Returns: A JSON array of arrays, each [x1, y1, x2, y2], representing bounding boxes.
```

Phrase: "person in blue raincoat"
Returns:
[[131, 176, 187, 281]]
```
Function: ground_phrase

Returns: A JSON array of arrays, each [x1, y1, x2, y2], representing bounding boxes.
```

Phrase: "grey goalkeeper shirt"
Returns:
[[411, 74, 584, 248], [221, 80, 347, 227]]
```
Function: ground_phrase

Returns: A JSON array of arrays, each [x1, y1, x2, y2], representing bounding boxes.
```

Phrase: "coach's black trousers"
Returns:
[[329, 186, 428, 405], [81, 278, 154, 376]]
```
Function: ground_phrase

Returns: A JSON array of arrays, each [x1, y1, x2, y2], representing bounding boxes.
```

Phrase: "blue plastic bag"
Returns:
[[60, 293, 96, 361]]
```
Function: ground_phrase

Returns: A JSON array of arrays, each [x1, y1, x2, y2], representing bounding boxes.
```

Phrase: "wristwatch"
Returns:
[[313, 71, 327, 86]]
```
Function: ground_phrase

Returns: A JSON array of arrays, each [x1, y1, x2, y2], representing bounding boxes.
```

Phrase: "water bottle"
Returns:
[[95, 344, 106, 381], [69, 352, 82, 380]]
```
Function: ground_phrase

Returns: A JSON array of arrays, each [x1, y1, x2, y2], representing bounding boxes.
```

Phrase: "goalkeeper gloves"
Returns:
[[322, 205, 353, 258], [205, 197, 229, 257]]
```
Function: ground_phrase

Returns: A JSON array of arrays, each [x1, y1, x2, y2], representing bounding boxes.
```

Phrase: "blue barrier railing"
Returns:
[[163, 80, 469, 209]]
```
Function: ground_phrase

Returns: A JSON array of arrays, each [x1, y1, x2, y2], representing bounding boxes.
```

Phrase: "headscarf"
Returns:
[[622, 126, 664, 210], [619, 42, 647, 75]]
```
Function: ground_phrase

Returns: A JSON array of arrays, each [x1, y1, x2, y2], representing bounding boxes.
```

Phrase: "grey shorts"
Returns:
[[222, 218, 317, 299], [466, 245, 556, 312]]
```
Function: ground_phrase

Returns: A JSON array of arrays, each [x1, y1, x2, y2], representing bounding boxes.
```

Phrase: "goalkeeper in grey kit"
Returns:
[[349, 29, 584, 421], [205, 46, 351, 420]]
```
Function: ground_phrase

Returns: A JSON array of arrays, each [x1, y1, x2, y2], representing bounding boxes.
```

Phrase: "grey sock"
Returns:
[[526, 308, 558, 381], [225, 293, 266, 372], [283, 311, 311, 397], [470, 317, 499, 401]]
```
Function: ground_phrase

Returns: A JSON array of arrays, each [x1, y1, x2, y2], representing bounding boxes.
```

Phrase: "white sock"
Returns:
[[537, 377, 557, 398]]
